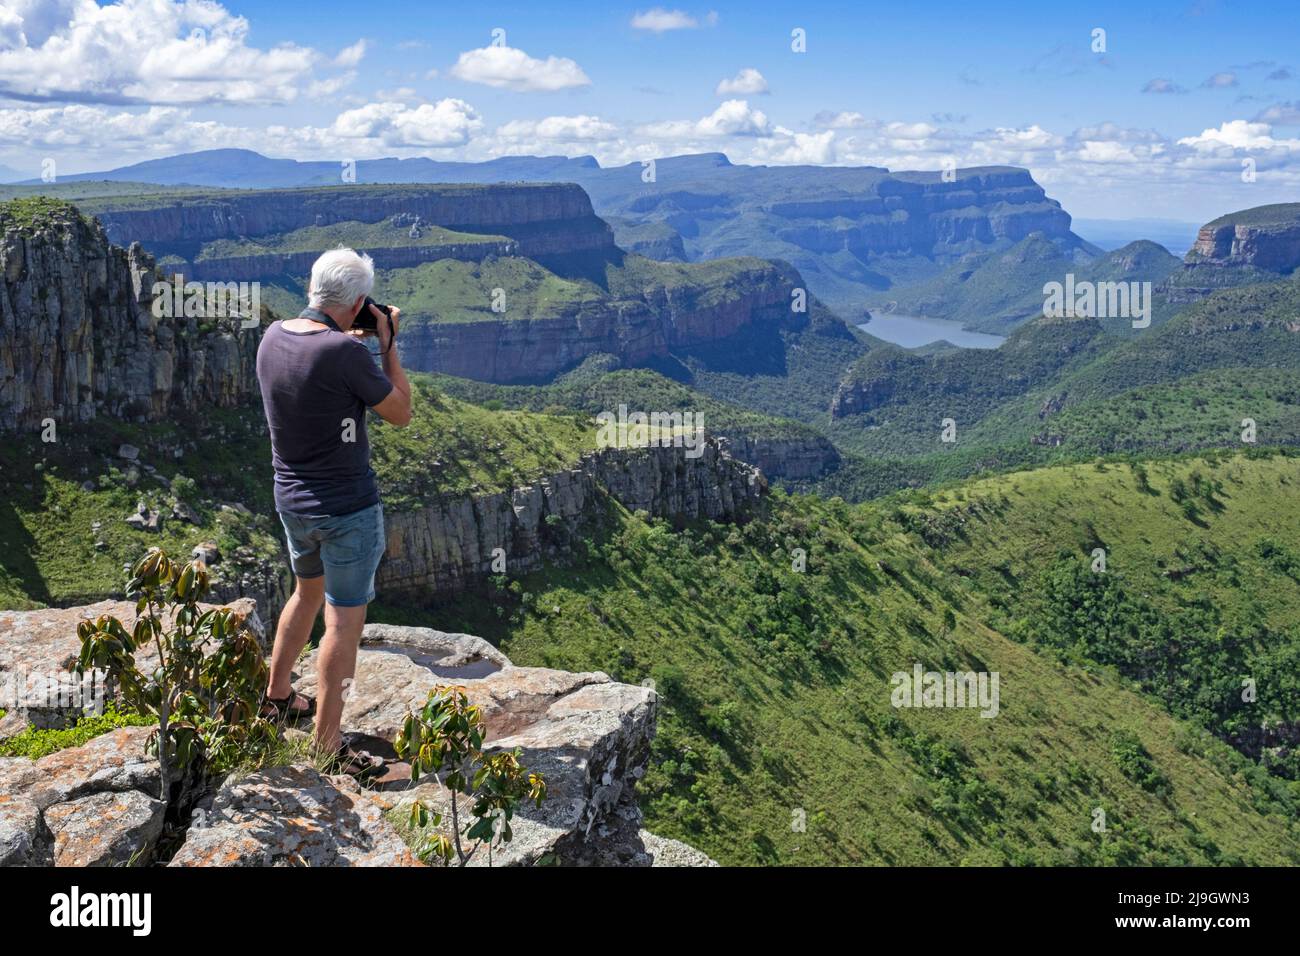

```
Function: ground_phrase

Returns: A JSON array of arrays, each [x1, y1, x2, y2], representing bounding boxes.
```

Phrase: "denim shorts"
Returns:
[[278, 502, 386, 607]]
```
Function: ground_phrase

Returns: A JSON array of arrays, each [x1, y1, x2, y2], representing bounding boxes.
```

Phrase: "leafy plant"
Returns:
[[75, 547, 276, 806], [395, 684, 546, 866]]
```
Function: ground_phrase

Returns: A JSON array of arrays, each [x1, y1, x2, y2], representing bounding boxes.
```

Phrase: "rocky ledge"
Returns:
[[0, 612, 714, 867]]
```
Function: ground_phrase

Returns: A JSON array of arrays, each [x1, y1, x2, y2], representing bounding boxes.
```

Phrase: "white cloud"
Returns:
[[333, 39, 368, 68], [630, 8, 703, 32], [307, 71, 357, 98], [642, 99, 772, 138], [1178, 119, 1289, 151], [751, 130, 835, 165], [0, 0, 319, 105], [814, 110, 871, 129], [497, 114, 617, 141], [449, 45, 590, 92], [715, 68, 768, 96], [326, 99, 482, 148]]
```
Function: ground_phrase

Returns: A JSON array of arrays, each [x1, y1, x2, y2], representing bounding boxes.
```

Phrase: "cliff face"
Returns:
[[723, 433, 841, 480], [1188, 205, 1300, 271], [85, 184, 616, 261], [1165, 204, 1300, 303], [0, 204, 261, 432], [378, 439, 765, 598], [399, 276, 796, 384], [770, 170, 1075, 259]]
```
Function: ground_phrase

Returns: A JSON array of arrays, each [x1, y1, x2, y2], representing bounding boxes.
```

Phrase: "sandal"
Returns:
[[327, 743, 385, 781], [261, 689, 317, 724]]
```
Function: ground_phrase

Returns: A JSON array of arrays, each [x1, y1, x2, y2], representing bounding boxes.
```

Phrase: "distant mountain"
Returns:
[[19, 148, 602, 189], [39, 149, 1088, 323], [1162, 202, 1300, 304], [1073, 218, 1201, 255], [0, 163, 25, 184]]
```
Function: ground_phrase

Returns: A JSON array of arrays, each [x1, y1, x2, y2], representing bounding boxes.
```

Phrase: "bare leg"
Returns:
[[314, 601, 368, 753], [266, 575, 325, 707]]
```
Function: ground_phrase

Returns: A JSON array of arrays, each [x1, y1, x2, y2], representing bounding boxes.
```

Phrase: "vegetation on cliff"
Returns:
[[403, 452, 1300, 865]]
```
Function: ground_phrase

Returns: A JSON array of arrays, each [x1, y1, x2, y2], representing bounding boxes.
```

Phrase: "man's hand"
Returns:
[[374, 303, 400, 352], [370, 302, 412, 428]]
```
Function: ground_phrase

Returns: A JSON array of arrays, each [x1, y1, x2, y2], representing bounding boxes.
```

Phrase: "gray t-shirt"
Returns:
[[255, 314, 394, 516]]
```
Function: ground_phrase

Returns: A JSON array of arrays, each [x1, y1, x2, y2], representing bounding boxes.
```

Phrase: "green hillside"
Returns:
[[868, 235, 1179, 336], [402, 451, 1300, 865], [815, 275, 1300, 501], [0, 380, 593, 610]]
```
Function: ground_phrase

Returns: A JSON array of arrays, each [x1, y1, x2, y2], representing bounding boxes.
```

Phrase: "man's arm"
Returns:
[[369, 305, 412, 428]]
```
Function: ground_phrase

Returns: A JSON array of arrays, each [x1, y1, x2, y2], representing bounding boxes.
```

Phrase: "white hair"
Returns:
[[308, 247, 374, 309]]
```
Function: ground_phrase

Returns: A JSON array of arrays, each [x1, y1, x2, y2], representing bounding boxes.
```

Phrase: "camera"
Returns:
[[353, 296, 393, 333]]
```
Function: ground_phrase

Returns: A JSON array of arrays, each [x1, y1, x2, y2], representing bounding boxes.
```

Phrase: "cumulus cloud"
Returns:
[[496, 114, 618, 141], [333, 39, 368, 68], [1143, 78, 1187, 94], [715, 68, 768, 96], [1177, 119, 1298, 151], [325, 99, 482, 147], [630, 8, 711, 32], [813, 110, 871, 130], [642, 99, 771, 138], [449, 45, 590, 92], [751, 130, 835, 165], [0, 0, 319, 105]]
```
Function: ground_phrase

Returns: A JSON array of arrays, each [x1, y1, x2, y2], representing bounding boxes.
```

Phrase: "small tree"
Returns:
[[396, 685, 546, 866], [76, 547, 275, 806]]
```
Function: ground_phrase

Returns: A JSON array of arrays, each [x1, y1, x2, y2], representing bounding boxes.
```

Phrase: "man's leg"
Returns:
[[313, 601, 368, 753], [266, 575, 325, 708]]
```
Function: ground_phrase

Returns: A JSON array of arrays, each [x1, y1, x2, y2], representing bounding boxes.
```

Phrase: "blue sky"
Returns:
[[1, 0, 1298, 219]]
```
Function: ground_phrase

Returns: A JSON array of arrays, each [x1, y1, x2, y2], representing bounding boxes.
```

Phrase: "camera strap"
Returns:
[[296, 306, 392, 356], [298, 307, 343, 333]]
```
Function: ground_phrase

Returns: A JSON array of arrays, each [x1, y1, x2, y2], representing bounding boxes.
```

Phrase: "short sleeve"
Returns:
[[337, 338, 394, 408]]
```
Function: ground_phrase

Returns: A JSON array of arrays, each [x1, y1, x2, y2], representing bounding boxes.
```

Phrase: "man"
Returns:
[[254, 248, 412, 776]]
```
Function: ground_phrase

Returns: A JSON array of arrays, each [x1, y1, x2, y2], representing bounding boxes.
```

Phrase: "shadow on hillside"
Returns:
[[0, 474, 51, 607]]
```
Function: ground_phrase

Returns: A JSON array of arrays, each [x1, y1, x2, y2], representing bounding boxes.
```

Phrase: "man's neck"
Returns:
[[317, 304, 355, 332], [293, 303, 354, 332]]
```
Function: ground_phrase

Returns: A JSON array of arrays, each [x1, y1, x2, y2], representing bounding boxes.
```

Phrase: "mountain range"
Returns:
[[12, 148, 1088, 324]]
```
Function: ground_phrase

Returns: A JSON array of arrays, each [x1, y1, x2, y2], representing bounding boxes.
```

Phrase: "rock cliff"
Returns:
[[1164, 203, 1300, 303], [378, 438, 766, 599], [83, 184, 616, 262], [399, 266, 796, 383], [0, 610, 715, 866], [0, 200, 262, 433]]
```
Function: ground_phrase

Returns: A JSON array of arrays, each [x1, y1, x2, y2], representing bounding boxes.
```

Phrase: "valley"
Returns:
[[3, 154, 1300, 869]]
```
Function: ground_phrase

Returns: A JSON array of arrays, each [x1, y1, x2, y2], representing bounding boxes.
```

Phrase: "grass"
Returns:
[[0, 384, 597, 608], [0, 196, 94, 233], [0, 706, 152, 759], [195, 218, 511, 261], [391, 451, 1300, 866]]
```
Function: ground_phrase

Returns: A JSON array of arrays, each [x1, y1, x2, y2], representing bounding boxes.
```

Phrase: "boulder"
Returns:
[[169, 765, 421, 867], [0, 727, 160, 867], [0, 598, 264, 727], [296, 623, 659, 866], [44, 789, 165, 866]]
